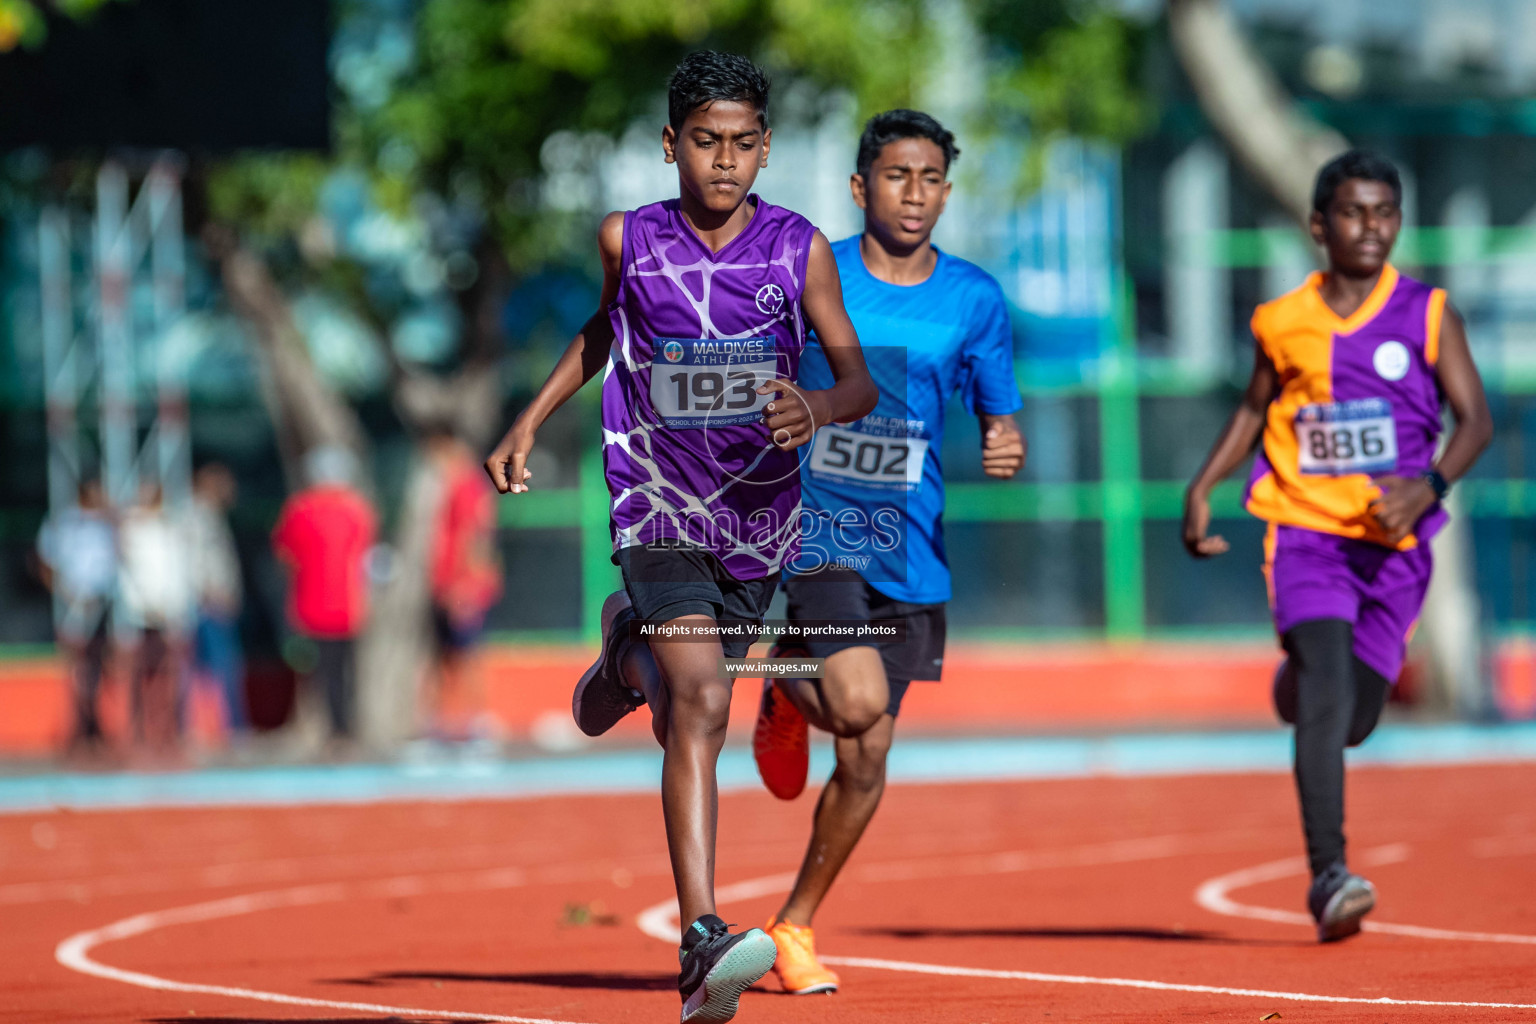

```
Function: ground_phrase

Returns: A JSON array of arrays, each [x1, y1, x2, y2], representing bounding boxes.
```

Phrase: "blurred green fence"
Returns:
[[495, 224, 1536, 646]]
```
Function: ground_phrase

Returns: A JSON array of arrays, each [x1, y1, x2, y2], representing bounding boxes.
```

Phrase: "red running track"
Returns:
[[8, 763, 1536, 1022]]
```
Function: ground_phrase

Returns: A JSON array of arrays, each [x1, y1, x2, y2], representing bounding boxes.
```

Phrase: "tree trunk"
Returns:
[[213, 228, 510, 752], [213, 237, 367, 469], [355, 453, 442, 746], [1166, 0, 1346, 228], [217, 235, 429, 751], [359, 237, 510, 746], [213, 233, 375, 751]]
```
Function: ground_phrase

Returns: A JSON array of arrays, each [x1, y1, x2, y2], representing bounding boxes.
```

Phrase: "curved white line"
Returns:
[[56, 867, 597, 1024], [816, 956, 1536, 1010], [637, 835, 1212, 942], [1196, 844, 1536, 945], [638, 838, 1536, 1010], [638, 872, 797, 942]]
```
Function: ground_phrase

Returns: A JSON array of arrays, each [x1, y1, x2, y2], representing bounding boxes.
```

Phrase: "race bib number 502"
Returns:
[[649, 337, 778, 428], [806, 425, 928, 491], [1294, 397, 1398, 476]]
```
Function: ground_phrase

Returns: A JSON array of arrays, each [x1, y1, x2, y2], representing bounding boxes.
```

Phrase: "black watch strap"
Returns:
[[1422, 468, 1450, 501]]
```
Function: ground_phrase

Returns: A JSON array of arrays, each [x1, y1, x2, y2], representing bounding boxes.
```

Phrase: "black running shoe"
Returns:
[[1273, 658, 1297, 725], [678, 914, 776, 1024], [1308, 861, 1376, 942], [571, 591, 644, 737]]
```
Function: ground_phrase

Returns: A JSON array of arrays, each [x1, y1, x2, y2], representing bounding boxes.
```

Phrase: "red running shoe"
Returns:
[[753, 646, 809, 800]]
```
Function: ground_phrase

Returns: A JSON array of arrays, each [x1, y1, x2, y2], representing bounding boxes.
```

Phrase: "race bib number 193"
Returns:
[[1294, 398, 1397, 475], [806, 425, 928, 491], [649, 337, 778, 428]]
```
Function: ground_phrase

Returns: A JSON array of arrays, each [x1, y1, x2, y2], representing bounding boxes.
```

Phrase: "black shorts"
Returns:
[[780, 566, 946, 717], [618, 545, 780, 659], [432, 603, 487, 654]]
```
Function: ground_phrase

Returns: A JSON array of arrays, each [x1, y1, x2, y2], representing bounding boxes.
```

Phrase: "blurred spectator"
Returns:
[[424, 427, 504, 744], [189, 463, 246, 736], [118, 482, 195, 752], [272, 446, 377, 744], [35, 477, 117, 752]]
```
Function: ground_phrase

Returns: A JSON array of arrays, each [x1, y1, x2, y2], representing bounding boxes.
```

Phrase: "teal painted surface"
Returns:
[[4, 722, 1535, 814]]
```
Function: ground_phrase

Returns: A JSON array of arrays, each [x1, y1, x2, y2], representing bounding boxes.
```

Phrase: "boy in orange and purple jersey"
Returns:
[[1183, 151, 1492, 942]]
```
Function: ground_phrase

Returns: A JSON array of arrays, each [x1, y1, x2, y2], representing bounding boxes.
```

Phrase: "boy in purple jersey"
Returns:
[[1184, 151, 1491, 941], [486, 51, 875, 1023]]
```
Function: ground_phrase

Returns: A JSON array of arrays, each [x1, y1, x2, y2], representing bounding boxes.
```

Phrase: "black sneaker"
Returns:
[[1273, 658, 1297, 725], [571, 591, 644, 737], [678, 914, 776, 1024], [1308, 861, 1376, 942]]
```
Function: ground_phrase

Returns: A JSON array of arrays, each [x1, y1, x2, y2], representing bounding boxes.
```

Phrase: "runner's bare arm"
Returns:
[[1183, 339, 1280, 558], [760, 231, 877, 449], [978, 413, 1026, 480], [1372, 305, 1493, 542], [485, 212, 625, 493]]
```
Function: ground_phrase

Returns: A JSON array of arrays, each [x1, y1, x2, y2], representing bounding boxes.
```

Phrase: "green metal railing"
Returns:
[[497, 224, 1536, 645]]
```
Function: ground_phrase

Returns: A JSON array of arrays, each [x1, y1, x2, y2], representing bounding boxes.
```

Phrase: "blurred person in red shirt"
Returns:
[[423, 427, 503, 745], [272, 446, 377, 744]]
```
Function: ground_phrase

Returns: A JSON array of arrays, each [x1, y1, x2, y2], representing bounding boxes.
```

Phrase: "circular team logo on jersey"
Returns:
[[755, 283, 785, 316], [661, 340, 685, 363], [1373, 340, 1411, 381]]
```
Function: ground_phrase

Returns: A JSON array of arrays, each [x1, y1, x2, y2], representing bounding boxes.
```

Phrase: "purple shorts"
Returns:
[[1264, 524, 1433, 682]]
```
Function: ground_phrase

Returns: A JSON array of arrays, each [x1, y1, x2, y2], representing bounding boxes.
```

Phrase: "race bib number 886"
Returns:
[[1294, 398, 1397, 475]]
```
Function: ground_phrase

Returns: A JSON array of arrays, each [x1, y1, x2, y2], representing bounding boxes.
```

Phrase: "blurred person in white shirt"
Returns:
[[35, 477, 117, 751], [118, 483, 195, 751]]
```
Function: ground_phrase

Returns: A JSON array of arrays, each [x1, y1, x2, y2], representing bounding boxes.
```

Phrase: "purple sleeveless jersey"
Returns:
[[1249, 268, 1452, 678], [1246, 266, 1449, 546], [602, 197, 818, 579]]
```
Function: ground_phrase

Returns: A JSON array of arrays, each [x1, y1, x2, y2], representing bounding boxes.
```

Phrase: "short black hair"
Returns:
[[667, 50, 771, 133], [856, 109, 960, 179], [1313, 150, 1401, 213]]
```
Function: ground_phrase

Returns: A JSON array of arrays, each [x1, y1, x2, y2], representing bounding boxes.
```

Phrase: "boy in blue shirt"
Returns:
[[752, 109, 1027, 993]]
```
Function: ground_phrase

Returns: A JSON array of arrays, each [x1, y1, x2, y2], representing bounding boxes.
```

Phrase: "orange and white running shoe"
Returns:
[[752, 659, 808, 800], [765, 918, 839, 995]]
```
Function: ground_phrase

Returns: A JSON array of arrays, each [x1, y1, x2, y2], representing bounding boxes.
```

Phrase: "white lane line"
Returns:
[[1471, 834, 1536, 859], [637, 872, 798, 942], [638, 837, 1536, 1010], [1196, 844, 1536, 944], [17, 840, 681, 909], [816, 956, 1536, 1010], [56, 867, 598, 1024], [637, 833, 1221, 943], [6, 840, 522, 906]]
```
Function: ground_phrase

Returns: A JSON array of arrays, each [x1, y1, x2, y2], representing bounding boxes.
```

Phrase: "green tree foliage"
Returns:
[[210, 0, 1144, 273], [0, 0, 123, 51], [972, 0, 1149, 185]]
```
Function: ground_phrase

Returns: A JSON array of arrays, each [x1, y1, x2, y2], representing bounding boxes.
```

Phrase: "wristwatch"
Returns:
[[1421, 468, 1450, 501]]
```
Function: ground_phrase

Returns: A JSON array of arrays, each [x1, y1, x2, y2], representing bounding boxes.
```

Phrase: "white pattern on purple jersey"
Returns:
[[602, 196, 817, 579]]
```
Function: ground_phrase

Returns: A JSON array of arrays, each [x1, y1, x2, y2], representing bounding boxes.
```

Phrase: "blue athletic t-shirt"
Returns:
[[797, 235, 1022, 603]]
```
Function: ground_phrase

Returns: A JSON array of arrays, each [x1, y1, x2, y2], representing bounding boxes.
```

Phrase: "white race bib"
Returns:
[[1294, 398, 1397, 476], [806, 425, 928, 491], [648, 337, 778, 428]]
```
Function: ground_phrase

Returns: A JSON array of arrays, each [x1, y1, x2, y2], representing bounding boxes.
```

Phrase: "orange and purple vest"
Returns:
[[1244, 265, 1448, 551]]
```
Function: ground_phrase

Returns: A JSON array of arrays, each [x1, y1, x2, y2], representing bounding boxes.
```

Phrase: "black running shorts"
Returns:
[[780, 566, 946, 717], [618, 545, 779, 659]]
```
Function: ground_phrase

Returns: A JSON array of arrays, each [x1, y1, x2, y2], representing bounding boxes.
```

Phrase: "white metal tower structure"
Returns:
[[38, 154, 190, 636]]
